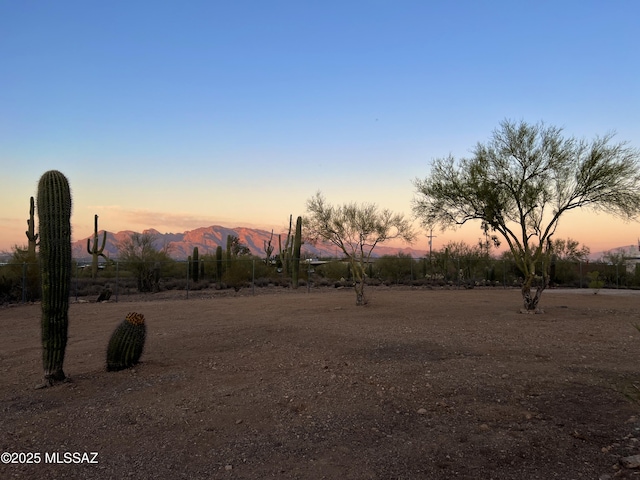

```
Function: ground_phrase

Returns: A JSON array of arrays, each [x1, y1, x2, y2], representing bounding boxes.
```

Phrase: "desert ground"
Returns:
[[2, 286, 640, 479]]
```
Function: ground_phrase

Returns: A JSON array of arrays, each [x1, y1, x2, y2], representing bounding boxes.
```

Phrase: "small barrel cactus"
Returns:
[[106, 312, 147, 371]]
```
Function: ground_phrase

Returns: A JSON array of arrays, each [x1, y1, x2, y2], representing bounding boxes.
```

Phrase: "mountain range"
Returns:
[[74, 225, 428, 261]]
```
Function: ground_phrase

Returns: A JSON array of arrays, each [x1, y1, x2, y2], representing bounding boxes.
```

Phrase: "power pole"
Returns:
[[426, 229, 437, 260]]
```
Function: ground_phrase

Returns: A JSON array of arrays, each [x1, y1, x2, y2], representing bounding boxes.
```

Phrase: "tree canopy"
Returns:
[[413, 120, 640, 311], [117, 232, 172, 292], [306, 191, 415, 305]]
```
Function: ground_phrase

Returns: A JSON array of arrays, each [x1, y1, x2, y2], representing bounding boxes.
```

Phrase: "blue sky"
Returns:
[[1, 1, 639, 254]]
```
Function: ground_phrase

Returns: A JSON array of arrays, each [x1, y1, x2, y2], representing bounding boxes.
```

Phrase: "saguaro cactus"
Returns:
[[106, 312, 147, 371], [87, 214, 107, 279], [26, 196, 39, 260], [215, 245, 223, 283], [263, 229, 275, 266], [292, 216, 303, 288], [192, 246, 200, 282], [278, 215, 293, 275], [37, 170, 72, 386]]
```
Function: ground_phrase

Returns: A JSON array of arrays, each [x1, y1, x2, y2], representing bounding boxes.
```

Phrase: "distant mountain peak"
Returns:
[[72, 224, 427, 261]]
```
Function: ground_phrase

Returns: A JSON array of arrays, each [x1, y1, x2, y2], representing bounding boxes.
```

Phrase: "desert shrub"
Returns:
[[588, 271, 604, 292], [316, 261, 349, 281], [0, 247, 40, 302], [223, 259, 252, 291], [374, 253, 416, 284], [188, 280, 208, 291], [254, 277, 270, 288]]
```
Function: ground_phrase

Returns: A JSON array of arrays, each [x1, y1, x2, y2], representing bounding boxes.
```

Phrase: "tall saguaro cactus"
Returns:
[[37, 170, 72, 386], [26, 196, 39, 261], [278, 214, 293, 275], [87, 214, 107, 279]]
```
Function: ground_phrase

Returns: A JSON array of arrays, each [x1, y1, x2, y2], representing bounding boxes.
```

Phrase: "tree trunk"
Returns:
[[352, 259, 368, 306], [354, 281, 367, 306], [521, 274, 545, 312]]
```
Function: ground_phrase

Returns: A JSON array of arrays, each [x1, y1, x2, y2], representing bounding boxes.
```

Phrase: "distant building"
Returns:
[[599, 241, 640, 272]]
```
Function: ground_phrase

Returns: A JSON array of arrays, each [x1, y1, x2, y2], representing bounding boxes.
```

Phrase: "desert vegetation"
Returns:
[[413, 120, 640, 311], [2, 119, 640, 477]]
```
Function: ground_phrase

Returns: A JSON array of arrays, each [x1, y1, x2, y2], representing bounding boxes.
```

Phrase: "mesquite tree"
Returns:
[[306, 191, 415, 305], [413, 120, 640, 311]]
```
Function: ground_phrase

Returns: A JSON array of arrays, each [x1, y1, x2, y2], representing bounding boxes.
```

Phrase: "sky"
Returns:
[[1, 1, 639, 256]]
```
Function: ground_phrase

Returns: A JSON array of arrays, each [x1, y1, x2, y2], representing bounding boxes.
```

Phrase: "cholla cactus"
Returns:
[[106, 312, 147, 371]]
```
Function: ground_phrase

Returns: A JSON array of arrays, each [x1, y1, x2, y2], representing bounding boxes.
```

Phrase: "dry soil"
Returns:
[[2, 286, 640, 479]]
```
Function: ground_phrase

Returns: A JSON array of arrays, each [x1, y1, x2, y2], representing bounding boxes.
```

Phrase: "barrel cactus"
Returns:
[[106, 312, 147, 371], [37, 170, 72, 386]]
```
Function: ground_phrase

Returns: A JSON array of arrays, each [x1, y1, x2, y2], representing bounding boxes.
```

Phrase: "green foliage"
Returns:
[[413, 119, 640, 311], [306, 191, 415, 305], [551, 238, 590, 262], [588, 271, 604, 292], [549, 238, 590, 286], [0, 245, 40, 302], [117, 232, 173, 292], [106, 312, 146, 371], [223, 257, 252, 291], [226, 235, 251, 257], [37, 170, 72, 384], [314, 260, 349, 281], [374, 253, 416, 284], [221, 236, 253, 290]]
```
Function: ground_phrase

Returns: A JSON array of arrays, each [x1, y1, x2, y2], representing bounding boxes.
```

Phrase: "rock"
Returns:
[[620, 454, 640, 468], [225, 464, 233, 471], [417, 408, 427, 415]]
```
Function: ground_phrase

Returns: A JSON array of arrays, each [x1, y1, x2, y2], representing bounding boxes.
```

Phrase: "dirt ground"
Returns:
[[2, 286, 640, 479]]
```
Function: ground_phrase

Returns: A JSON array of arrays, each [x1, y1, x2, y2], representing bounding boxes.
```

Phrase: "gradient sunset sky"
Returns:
[[1, 1, 639, 255]]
